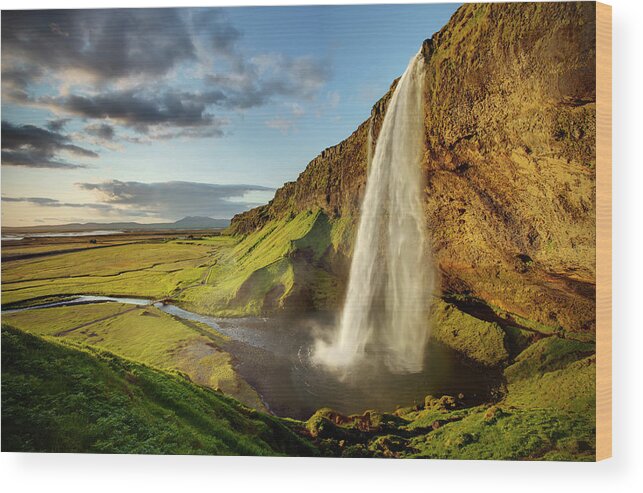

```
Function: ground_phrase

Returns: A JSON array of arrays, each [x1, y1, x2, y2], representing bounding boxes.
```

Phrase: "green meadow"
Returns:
[[1, 222, 596, 459]]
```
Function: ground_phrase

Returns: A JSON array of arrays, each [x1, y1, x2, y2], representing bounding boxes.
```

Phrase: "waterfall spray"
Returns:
[[314, 51, 433, 375]]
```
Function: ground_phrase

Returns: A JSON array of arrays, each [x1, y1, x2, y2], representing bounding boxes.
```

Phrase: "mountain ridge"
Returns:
[[2, 216, 229, 233]]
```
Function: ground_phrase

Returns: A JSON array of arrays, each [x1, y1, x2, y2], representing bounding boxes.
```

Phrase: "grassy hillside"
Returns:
[[2, 303, 264, 409], [177, 209, 354, 316], [1, 325, 317, 455]]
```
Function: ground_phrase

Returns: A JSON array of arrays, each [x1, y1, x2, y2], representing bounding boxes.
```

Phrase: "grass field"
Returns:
[[1, 210, 350, 316], [1, 241, 214, 306], [2, 303, 264, 409]]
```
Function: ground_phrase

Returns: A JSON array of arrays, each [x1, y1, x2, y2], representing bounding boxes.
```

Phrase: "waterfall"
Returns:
[[314, 51, 433, 375]]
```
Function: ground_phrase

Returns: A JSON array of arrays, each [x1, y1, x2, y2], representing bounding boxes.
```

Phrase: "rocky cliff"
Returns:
[[228, 2, 596, 337]]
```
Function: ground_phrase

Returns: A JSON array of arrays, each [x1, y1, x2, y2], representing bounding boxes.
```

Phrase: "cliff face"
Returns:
[[229, 82, 396, 234], [229, 2, 596, 335]]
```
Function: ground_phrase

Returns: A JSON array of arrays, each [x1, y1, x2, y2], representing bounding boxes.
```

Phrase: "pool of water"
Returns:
[[3, 296, 499, 420]]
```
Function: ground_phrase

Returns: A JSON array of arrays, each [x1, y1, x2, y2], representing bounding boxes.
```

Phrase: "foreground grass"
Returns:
[[2, 321, 596, 459], [1, 325, 316, 455], [2, 303, 264, 409], [304, 335, 596, 460]]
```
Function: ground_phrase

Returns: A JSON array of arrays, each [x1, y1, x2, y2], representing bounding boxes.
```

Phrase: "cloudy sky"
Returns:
[[1, 4, 457, 226]]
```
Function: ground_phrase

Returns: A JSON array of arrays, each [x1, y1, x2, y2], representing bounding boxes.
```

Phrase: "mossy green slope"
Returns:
[[430, 299, 509, 367], [1, 325, 317, 456], [178, 209, 353, 316], [2, 302, 265, 409]]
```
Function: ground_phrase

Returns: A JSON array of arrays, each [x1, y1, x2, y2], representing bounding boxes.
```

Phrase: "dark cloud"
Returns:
[[190, 9, 242, 58], [85, 122, 115, 141], [1, 120, 97, 169], [40, 90, 226, 136], [2, 8, 331, 142], [1, 9, 196, 84], [1, 65, 43, 102], [78, 180, 274, 218], [2, 196, 116, 212], [46, 118, 71, 132]]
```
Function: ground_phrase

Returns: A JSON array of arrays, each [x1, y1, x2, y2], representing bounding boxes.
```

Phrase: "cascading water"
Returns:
[[314, 50, 434, 375]]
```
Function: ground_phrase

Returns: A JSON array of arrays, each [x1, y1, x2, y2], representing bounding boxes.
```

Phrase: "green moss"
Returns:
[[329, 213, 356, 252], [178, 209, 344, 316], [503, 337, 596, 413], [430, 299, 509, 366], [1, 325, 317, 456], [2, 303, 264, 409], [408, 407, 595, 461], [502, 325, 536, 357], [291, 211, 332, 260], [504, 336, 595, 383], [505, 356, 596, 413]]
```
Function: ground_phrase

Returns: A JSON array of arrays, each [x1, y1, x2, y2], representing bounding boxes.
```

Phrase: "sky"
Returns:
[[1, 3, 459, 226]]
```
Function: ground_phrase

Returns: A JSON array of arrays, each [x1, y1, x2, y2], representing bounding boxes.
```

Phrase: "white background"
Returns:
[[1, 0, 641, 491]]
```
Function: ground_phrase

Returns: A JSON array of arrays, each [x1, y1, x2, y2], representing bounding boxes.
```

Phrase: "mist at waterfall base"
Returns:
[[220, 314, 498, 419], [313, 51, 435, 377]]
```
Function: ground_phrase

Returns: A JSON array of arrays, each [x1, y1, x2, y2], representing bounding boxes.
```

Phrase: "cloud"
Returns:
[[46, 118, 71, 132], [190, 8, 242, 59], [2, 196, 117, 212], [38, 90, 225, 135], [78, 180, 274, 218], [0, 65, 43, 102], [85, 122, 115, 141], [2, 8, 332, 143], [1, 9, 196, 85], [1, 120, 97, 169]]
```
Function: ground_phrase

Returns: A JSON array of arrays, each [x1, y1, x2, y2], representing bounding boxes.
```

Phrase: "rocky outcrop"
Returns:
[[230, 2, 596, 335]]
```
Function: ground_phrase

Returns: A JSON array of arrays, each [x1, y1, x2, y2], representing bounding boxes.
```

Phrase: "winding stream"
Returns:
[[3, 296, 498, 420]]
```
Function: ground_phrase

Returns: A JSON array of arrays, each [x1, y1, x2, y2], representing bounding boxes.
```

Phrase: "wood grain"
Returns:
[[596, 1, 612, 462]]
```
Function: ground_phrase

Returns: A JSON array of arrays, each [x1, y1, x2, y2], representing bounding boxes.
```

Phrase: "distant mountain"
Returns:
[[3, 216, 229, 233]]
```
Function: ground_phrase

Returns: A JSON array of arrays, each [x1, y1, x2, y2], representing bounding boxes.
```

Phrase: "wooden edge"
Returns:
[[595, 1, 612, 462]]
